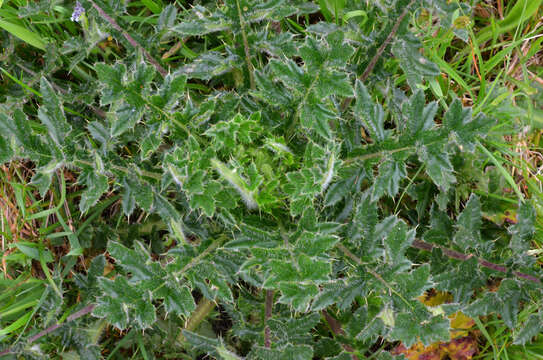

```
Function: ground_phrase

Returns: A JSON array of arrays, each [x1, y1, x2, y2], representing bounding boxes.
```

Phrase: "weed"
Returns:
[[0, 0, 542, 358]]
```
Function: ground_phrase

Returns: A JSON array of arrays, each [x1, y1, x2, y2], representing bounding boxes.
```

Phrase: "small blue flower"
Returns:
[[71, 1, 85, 22]]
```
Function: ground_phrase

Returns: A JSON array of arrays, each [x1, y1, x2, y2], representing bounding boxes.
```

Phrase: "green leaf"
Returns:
[[312, 278, 364, 311], [225, 224, 281, 249], [78, 170, 109, 214], [354, 80, 386, 142], [464, 292, 499, 317], [390, 308, 450, 347], [126, 63, 155, 107], [74, 254, 106, 299], [513, 314, 542, 345], [211, 159, 258, 210], [38, 78, 71, 147], [107, 241, 154, 281], [284, 168, 320, 216], [278, 283, 319, 312], [111, 103, 143, 137], [156, 283, 196, 317], [509, 202, 535, 253], [300, 31, 353, 70], [315, 70, 352, 98], [121, 181, 136, 216], [0, 108, 48, 163], [327, 353, 357, 360], [88, 121, 111, 147], [395, 264, 432, 299], [254, 70, 293, 106], [267, 32, 353, 140], [217, 346, 243, 360], [295, 232, 339, 257], [182, 330, 221, 356], [158, 4, 177, 30], [250, 344, 314, 360], [242, 0, 291, 23], [324, 166, 365, 206], [123, 176, 154, 212], [443, 99, 494, 151], [453, 194, 481, 251], [383, 219, 414, 267], [268, 59, 306, 90], [299, 255, 331, 282], [205, 113, 261, 152], [267, 312, 321, 344], [349, 191, 378, 245], [153, 193, 186, 243], [418, 143, 456, 191], [95, 63, 126, 105], [0, 135, 12, 163], [497, 279, 521, 329], [403, 90, 437, 137], [12, 242, 54, 262], [187, 262, 234, 303], [141, 0, 161, 14], [94, 276, 156, 330], [31, 167, 55, 198], [0, 110, 33, 149], [179, 52, 241, 80], [151, 72, 186, 111], [189, 182, 221, 217], [392, 34, 440, 89], [265, 260, 298, 287], [423, 207, 453, 245], [371, 159, 406, 201], [172, 6, 232, 36], [300, 97, 336, 139]]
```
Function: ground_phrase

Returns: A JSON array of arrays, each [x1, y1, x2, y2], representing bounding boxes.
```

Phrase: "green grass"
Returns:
[[416, 0, 543, 356]]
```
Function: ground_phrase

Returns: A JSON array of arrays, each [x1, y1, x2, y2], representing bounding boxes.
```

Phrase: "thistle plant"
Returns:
[[0, 0, 541, 358]]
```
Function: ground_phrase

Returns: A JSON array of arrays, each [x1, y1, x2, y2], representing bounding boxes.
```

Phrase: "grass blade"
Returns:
[[477, 140, 524, 202], [0, 19, 46, 50]]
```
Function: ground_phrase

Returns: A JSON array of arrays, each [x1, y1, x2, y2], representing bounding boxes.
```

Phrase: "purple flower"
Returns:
[[71, 1, 85, 22]]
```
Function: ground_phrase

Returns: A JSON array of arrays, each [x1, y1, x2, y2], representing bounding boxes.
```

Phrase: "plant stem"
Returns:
[[343, 146, 413, 164], [177, 298, 216, 343], [264, 290, 274, 348], [322, 310, 359, 360], [235, 0, 255, 90], [411, 239, 541, 284], [360, 0, 416, 83], [74, 159, 162, 181], [336, 243, 414, 310], [0, 304, 96, 356], [341, 0, 416, 111], [88, 0, 167, 77], [339, 239, 541, 284]]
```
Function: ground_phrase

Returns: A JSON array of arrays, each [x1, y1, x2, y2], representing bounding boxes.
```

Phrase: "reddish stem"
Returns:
[[322, 310, 360, 360], [88, 1, 167, 77]]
